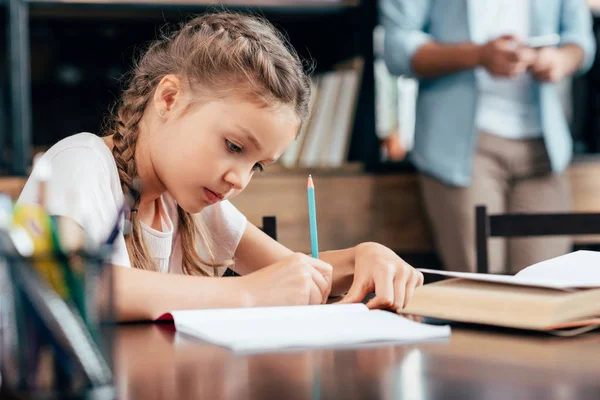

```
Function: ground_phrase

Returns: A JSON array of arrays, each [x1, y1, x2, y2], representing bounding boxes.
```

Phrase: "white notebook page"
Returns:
[[170, 304, 450, 353], [419, 251, 600, 290], [515, 250, 600, 283]]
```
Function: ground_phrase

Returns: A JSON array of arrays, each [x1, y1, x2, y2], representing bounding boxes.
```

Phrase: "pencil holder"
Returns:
[[0, 245, 116, 399]]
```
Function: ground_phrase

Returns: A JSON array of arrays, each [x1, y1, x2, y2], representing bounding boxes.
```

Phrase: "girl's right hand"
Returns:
[[238, 253, 333, 307]]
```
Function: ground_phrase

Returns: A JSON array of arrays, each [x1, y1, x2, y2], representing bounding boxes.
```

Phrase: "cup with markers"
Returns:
[[0, 154, 119, 398]]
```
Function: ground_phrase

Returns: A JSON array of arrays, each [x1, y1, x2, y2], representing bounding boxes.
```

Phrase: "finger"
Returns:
[[365, 269, 395, 310], [338, 279, 369, 304], [496, 60, 520, 77], [497, 34, 520, 46], [514, 60, 530, 73], [532, 59, 550, 73], [308, 279, 323, 305], [402, 270, 421, 309], [533, 49, 551, 70], [306, 256, 333, 287], [520, 48, 537, 64], [392, 269, 410, 312], [416, 271, 424, 287], [504, 50, 521, 63], [530, 63, 545, 75], [401, 314, 420, 323], [308, 264, 331, 303], [409, 315, 422, 324], [546, 67, 562, 82]]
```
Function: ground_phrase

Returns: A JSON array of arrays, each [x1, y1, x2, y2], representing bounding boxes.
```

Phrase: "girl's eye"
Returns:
[[252, 163, 264, 173], [226, 140, 243, 153], [227, 139, 263, 172]]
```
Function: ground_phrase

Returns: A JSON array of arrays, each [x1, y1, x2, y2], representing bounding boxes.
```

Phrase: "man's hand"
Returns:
[[479, 35, 537, 78], [529, 47, 569, 82]]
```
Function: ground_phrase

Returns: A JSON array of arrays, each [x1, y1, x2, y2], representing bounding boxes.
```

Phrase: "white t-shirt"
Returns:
[[17, 133, 247, 276], [475, 0, 543, 139]]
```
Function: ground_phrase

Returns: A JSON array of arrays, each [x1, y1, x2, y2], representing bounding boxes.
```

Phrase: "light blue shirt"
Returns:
[[381, 0, 596, 187], [475, 0, 543, 140]]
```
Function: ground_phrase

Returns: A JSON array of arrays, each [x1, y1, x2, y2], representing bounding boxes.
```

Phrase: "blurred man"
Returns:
[[381, 0, 596, 273]]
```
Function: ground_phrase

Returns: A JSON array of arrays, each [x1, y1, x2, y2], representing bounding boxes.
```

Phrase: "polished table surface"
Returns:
[[112, 322, 600, 400]]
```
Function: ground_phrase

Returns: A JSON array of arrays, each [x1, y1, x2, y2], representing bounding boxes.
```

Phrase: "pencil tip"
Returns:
[[307, 174, 314, 189]]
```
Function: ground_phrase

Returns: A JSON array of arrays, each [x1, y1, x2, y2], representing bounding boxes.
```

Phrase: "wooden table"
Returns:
[[109, 323, 600, 400]]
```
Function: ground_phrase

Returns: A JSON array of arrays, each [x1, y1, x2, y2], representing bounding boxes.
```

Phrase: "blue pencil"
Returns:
[[307, 175, 319, 259]]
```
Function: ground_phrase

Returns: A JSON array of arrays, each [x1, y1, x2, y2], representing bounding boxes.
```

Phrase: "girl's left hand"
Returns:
[[338, 242, 424, 312]]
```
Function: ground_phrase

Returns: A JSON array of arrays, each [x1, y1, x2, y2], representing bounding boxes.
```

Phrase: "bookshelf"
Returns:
[[2, 0, 378, 175]]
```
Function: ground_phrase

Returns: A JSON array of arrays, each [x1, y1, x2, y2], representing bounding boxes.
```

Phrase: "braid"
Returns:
[[108, 73, 156, 271]]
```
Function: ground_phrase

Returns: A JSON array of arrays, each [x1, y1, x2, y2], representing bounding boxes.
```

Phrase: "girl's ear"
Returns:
[[154, 75, 184, 118]]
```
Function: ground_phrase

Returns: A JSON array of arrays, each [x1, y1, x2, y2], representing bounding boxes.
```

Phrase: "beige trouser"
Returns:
[[420, 132, 573, 274]]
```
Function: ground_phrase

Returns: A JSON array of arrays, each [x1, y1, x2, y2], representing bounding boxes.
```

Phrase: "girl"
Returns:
[[18, 12, 424, 321]]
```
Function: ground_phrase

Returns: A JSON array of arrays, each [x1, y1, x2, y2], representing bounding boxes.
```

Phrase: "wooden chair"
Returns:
[[475, 205, 600, 274], [222, 216, 277, 277]]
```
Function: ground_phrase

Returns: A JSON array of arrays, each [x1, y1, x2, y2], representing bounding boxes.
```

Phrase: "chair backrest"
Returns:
[[475, 205, 600, 274], [222, 216, 277, 277], [260, 216, 277, 242]]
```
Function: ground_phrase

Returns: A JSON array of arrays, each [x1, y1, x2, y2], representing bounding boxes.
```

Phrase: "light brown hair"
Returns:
[[103, 11, 312, 275]]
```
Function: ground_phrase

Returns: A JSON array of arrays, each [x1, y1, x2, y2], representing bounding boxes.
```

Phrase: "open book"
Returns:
[[158, 303, 450, 353], [401, 251, 600, 335]]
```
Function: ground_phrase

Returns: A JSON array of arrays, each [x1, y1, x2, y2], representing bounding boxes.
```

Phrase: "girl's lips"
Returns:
[[203, 188, 223, 204]]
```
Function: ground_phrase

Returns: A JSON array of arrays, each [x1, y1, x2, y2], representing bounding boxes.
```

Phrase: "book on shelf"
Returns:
[[323, 61, 363, 167], [280, 57, 364, 169], [279, 78, 319, 168], [298, 70, 341, 167], [400, 251, 600, 336]]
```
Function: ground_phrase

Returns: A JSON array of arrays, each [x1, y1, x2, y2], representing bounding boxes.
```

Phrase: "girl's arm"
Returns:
[[113, 265, 249, 321]]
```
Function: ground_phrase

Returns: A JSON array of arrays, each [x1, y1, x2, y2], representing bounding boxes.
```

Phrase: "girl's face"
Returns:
[[149, 94, 300, 213]]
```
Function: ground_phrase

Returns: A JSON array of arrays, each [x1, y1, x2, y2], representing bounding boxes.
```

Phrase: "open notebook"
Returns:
[[158, 303, 451, 353], [401, 251, 600, 335]]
